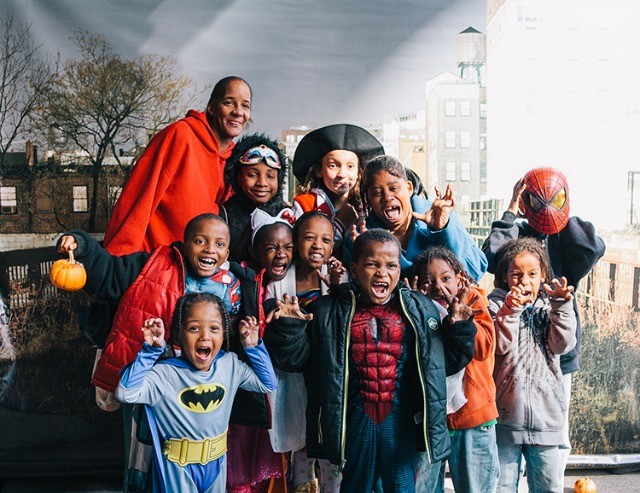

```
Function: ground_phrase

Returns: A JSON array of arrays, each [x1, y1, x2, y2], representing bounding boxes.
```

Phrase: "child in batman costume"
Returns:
[[116, 293, 277, 493]]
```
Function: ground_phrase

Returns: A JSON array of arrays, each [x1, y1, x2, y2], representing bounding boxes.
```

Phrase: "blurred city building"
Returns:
[[0, 142, 131, 251], [425, 27, 488, 226]]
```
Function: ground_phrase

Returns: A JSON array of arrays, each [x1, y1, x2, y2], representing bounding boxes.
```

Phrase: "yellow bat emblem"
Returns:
[[178, 383, 226, 413]]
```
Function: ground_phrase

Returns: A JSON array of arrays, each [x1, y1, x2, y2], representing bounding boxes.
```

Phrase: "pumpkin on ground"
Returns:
[[50, 250, 87, 292], [574, 477, 597, 493]]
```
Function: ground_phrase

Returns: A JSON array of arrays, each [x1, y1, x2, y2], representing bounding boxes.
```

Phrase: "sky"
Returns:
[[6, 0, 485, 137], [6, 0, 638, 233]]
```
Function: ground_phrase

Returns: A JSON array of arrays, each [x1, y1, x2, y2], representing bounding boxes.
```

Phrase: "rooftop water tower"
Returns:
[[456, 26, 486, 84]]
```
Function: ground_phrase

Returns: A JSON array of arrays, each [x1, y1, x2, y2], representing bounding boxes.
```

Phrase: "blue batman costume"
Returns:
[[116, 342, 277, 493]]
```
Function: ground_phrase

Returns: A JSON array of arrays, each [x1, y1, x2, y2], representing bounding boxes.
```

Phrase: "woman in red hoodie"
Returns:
[[104, 76, 252, 256]]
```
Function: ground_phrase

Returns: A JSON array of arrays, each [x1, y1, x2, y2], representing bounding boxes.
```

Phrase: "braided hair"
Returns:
[[171, 293, 230, 351]]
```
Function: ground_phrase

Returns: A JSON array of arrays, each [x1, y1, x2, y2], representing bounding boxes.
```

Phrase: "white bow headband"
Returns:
[[250, 208, 295, 244]]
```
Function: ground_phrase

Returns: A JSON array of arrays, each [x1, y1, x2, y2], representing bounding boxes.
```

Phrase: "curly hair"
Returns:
[[170, 293, 230, 351], [493, 237, 550, 291], [411, 246, 474, 285], [224, 133, 288, 195]]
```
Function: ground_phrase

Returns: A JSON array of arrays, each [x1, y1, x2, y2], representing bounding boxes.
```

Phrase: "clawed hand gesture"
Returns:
[[505, 284, 528, 309], [349, 218, 367, 244], [239, 316, 260, 348], [403, 275, 428, 295], [142, 318, 166, 348], [266, 294, 314, 323], [318, 256, 346, 287], [441, 277, 479, 323], [543, 276, 574, 301], [413, 184, 455, 230]]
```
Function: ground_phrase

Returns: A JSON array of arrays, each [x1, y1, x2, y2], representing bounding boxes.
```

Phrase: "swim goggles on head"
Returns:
[[239, 145, 281, 169]]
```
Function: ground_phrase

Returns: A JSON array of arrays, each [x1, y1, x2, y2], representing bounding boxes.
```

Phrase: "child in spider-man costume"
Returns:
[[264, 229, 477, 493], [481, 166, 605, 480]]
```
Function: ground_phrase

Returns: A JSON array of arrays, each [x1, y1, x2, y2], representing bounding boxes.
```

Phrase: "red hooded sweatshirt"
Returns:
[[104, 110, 234, 256]]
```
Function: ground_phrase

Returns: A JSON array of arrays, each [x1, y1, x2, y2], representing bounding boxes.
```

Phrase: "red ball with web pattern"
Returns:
[[519, 167, 570, 235]]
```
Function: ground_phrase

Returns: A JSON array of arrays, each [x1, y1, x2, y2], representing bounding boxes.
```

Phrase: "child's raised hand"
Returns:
[[239, 316, 260, 348], [505, 284, 528, 309], [414, 184, 455, 230], [349, 218, 367, 244], [266, 294, 313, 323], [507, 178, 527, 216], [142, 318, 165, 348], [57, 235, 78, 255], [444, 278, 474, 323], [403, 275, 428, 295], [543, 276, 575, 301], [318, 256, 346, 287]]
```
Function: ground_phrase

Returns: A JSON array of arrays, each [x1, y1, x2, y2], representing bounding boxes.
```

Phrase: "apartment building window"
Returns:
[[445, 131, 456, 148], [460, 101, 471, 116], [460, 131, 471, 149], [35, 186, 53, 213], [0, 186, 17, 214], [460, 162, 471, 181], [445, 101, 456, 116], [461, 194, 471, 213], [36, 197, 53, 213], [445, 162, 456, 181], [73, 186, 88, 212]]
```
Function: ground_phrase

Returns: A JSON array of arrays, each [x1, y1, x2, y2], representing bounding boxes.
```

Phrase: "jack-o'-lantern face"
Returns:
[[519, 167, 570, 235]]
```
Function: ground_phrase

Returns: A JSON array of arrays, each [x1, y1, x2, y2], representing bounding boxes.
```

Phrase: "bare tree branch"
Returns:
[[0, 16, 57, 166], [35, 30, 196, 231]]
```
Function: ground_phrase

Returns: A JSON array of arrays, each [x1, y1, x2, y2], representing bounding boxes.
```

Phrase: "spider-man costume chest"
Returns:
[[349, 302, 407, 424]]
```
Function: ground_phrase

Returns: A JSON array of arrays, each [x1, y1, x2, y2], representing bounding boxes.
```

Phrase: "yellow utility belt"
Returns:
[[163, 430, 227, 466]]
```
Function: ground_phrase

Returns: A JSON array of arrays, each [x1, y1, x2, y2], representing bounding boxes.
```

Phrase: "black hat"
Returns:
[[292, 124, 384, 182]]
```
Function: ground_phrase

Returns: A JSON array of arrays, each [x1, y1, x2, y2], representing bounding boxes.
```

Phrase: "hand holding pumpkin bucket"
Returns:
[[50, 250, 87, 292]]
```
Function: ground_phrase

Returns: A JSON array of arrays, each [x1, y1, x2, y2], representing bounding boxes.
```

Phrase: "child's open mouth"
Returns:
[[196, 346, 212, 360], [371, 281, 389, 298], [271, 262, 288, 276], [383, 206, 402, 223], [198, 257, 217, 269]]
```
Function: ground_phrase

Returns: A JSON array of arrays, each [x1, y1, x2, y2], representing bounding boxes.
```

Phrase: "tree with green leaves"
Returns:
[[38, 30, 196, 231], [0, 16, 56, 167]]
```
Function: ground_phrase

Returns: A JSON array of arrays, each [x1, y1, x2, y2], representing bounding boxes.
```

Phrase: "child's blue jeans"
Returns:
[[416, 424, 500, 493], [497, 443, 563, 493]]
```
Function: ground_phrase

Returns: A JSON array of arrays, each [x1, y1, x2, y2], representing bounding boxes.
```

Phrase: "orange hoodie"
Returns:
[[447, 285, 499, 430], [104, 110, 234, 256]]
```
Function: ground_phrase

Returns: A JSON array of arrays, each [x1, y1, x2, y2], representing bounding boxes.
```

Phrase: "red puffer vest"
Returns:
[[91, 245, 185, 392]]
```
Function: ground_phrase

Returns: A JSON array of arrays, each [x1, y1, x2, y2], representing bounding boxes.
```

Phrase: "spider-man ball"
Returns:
[[519, 167, 570, 235]]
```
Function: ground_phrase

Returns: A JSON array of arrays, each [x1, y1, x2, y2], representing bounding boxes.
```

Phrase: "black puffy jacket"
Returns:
[[264, 281, 476, 466]]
